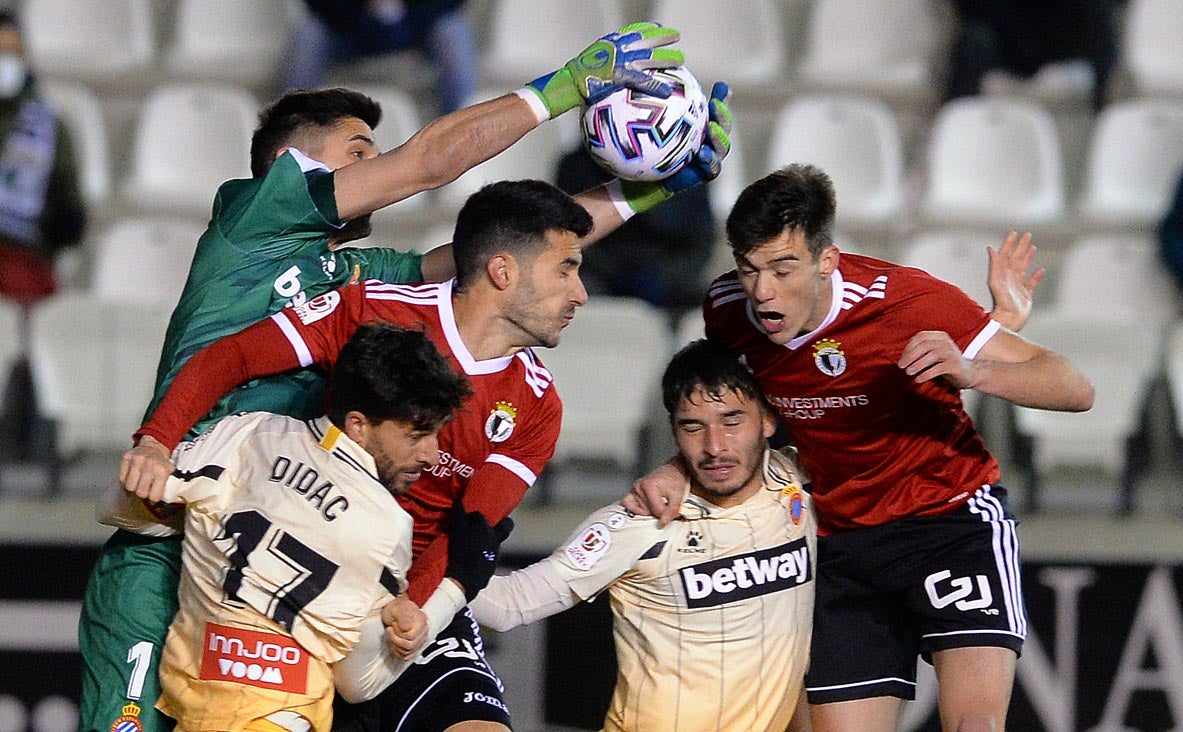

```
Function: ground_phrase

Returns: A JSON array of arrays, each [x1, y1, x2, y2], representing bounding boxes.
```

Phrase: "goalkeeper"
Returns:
[[80, 20, 732, 732]]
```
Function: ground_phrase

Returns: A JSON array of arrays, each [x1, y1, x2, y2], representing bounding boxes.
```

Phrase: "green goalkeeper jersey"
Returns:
[[143, 149, 423, 437]]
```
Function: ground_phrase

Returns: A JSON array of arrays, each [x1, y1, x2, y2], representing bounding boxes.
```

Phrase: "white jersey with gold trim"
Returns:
[[473, 449, 815, 732], [157, 412, 413, 732]]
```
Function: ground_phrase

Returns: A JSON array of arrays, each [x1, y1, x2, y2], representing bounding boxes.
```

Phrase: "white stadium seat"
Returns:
[[651, 0, 787, 86], [22, 0, 155, 80], [897, 231, 997, 310], [920, 98, 1066, 229], [28, 293, 171, 489], [1124, 0, 1183, 97], [90, 217, 205, 306], [767, 95, 905, 233], [540, 297, 669, 473], [121, 83, 259, 215], [796, 0, 944, 103], [1077, 99, 1183, 229], [483, 0, 624, 84], [164, 0, 292, 87], [1056, 235, 1180, 332]]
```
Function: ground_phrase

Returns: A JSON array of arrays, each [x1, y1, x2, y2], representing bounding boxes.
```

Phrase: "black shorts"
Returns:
[[805, 485, 1026, 705], [332, 609, 511, 732]]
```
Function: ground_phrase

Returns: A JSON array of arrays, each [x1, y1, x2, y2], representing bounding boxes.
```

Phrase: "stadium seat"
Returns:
[[27, 293, 171, 493], [540, 296, 670, 476], [897, 231, 997, 310], [90, 217, 205, 306], [40, 80, 112, 207], [121, 83, 258, 216], [437, 91, 577, 209], [483, 0, 624, 84], [1124, 0, 1183, 97], [1013, 312, 1151, 515], [1077, 99, 1183, 229], [707, 126, 746, 224], [795, 0, 945, 104], [651, 0, 787, 86], [163, 0, 292, 87], [767, 96, 905, 233], [1056, 234, 1180, 333], [22, 0, 155, 81], [919, 98, 1066, 230]]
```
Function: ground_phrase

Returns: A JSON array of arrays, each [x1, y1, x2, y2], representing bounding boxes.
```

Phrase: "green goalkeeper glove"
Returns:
[[524, 22, 685, 120], [619, 81, 733, 215]]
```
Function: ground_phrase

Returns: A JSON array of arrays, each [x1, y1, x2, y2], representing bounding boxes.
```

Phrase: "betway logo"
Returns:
[[679, 538, 812, 608], [199, 622, 309, 693]]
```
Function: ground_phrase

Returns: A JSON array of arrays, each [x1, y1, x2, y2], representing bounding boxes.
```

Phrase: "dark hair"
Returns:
[[662, 339, 767, 418], [0, 11, 18, 30], [250, 88, 382, 178], [725, 164, 836, 260], [451, 180, 594, 291], [327, 322, 471, 431]]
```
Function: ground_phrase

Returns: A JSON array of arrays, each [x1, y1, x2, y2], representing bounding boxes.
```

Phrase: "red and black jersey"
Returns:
[[143, 279, 562, 603], [704, 253, 1002, 535]]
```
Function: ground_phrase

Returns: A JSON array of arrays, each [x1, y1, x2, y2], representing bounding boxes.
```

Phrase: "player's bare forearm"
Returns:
[[334, 95, 540, 220], [573, 184, 628, 248]]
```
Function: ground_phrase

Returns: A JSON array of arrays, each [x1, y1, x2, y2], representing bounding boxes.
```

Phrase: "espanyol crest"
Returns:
[[485, 401, 517, 443], [812, 338, 846, 377]]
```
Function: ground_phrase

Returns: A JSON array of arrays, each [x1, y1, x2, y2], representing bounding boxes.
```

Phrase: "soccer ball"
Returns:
[[580, 66, 709, 182]]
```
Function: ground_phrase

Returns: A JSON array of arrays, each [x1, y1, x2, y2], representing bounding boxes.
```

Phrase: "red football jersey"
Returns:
[[143, 279, 562, 603], [704, 253, 1002, 535]]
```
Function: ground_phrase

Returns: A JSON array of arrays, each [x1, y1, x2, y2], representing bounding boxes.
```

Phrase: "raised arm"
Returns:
[[987, 231, 1044, 332], [333, 22, 686, 221], [899, 328, 1094, 412]]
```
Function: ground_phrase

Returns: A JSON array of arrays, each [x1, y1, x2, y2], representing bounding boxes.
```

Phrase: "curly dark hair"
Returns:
[[327, 322, 471, 432]]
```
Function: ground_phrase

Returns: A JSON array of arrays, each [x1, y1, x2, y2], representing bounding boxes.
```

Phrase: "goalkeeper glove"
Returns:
[[524, 21, 685, 120], [618, 81, 733, 215], [445, 504, 515, 602]]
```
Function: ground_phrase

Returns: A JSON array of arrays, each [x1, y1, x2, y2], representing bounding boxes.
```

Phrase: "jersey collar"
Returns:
[[309, 416, 381, 485], [437, 279, 516, 375], [744, 268, 846, 351]]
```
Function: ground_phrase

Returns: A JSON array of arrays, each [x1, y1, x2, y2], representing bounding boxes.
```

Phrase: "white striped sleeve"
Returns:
[[270, 312, 314, 367], [485, 454, 537, 486]]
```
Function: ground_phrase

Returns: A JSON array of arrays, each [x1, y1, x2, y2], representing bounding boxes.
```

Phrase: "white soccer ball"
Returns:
[[580, 66, 709, 182]]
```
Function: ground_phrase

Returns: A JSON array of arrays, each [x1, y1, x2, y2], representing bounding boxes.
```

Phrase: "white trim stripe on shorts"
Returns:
[[966, 484, 1027, 638]]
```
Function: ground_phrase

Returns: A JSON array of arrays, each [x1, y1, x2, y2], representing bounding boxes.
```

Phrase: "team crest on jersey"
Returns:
[[110, 702, 143, 732], [566, 523, 611, 570], [485, 401, 517, 443], [812, 338, 847, 377], [292, 291, 341, 325]]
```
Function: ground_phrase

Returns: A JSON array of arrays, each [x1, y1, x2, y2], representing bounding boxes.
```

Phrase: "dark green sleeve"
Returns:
[[338, 247, 424, 283]]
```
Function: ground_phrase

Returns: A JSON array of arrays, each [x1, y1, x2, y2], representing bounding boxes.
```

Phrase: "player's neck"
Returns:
[[799, 274, 835, 336], [451, 289, 524, 361]]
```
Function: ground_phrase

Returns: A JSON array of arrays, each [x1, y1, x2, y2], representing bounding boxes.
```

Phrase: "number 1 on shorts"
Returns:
[[126, 640, 154, 700]]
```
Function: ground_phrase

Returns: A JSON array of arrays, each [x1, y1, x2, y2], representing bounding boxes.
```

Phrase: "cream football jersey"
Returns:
[[526, 449, 814, 732], [156, 412, 413, 731]]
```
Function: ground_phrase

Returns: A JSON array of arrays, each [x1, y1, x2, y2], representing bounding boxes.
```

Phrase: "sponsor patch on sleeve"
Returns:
[[565, 523, 611, 570], [292, 291, 340, 325]]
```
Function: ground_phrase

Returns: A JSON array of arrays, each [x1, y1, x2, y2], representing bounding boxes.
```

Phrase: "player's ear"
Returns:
[[817, 244, 839, 278], [761, 407, 777, 439], [486, 253, 516, 290], [341, 410, 371, 445]]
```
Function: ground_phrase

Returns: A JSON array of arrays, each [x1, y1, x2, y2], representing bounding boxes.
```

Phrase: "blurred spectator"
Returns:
[[285, 0, 477, 114], [945, 0, 1120, 111], [0, 11, 86, 307], [1160, 168, 1183, 293], [554, 145, 716, 312]]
